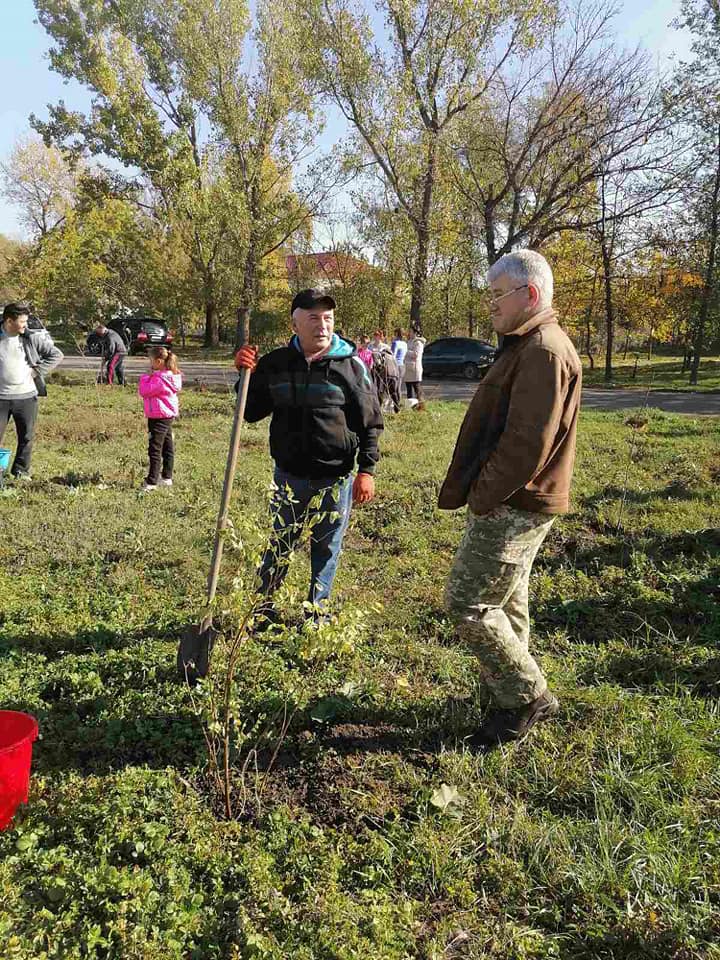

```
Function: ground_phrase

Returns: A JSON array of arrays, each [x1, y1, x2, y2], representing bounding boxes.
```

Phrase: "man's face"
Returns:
[[292, 305, 334, 355], [489, 274, 537, 334], [4, 313, 28, 335]]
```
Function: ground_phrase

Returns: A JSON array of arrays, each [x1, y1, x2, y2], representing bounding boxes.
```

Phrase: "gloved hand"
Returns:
[[234, 345, 258, 371], [352, 472, 375, 504]]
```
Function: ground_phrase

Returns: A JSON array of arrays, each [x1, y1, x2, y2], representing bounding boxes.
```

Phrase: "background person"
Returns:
[[0, 302, 63, 479], [369, 329, 387, 357], [372, 344, 402, 414], [94, 322, 127, 385], [391, 327, 408, 381], [404, 325, 426, 408], [357, 334, 374, 370]]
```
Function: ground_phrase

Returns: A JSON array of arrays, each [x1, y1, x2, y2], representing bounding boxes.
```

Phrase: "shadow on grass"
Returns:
[[0, 622, 205, 774], [0, 624, 182, 661], [26, 704, 205, 775], [535, 569, 718, 652], [576, 646, 720, 696], [560, 918, 720, 960], [581, 483, 714, 509], [543, 525, 720, 572]]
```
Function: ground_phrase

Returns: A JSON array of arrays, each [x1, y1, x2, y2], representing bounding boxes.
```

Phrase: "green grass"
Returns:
[[582, 355, 720, 392], [0, 384, 719, 959]]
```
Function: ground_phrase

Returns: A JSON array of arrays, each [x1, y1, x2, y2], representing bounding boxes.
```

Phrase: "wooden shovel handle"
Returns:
[[206, 366, 252, 605]]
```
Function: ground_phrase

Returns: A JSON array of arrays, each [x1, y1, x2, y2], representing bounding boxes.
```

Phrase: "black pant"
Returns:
[[0, 397, 38, 476], [147, 418, 175, 484], [105, 353, 126, 385], [406, 381, 424, 401], [387, 376, 401, 412]]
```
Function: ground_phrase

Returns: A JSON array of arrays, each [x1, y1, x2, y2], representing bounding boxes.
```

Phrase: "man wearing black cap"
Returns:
[[234, 288, 383, 625]]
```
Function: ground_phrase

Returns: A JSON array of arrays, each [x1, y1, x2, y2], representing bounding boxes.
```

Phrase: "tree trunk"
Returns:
[[584, 270, 597, 370], [483, 194, 498, 266], [467, 272, 476, 338], [600, 239, 615, 383], [236, 239, 258, 349], [204, 300, 220, 347], [622, 329, 630, 360], [443, 276, 451, 335], [409, 138, 438, 334], [690, 123, 720, 385]]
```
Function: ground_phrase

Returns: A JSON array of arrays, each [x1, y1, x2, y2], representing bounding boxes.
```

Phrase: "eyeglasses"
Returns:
[[489, 284, 528, 304]]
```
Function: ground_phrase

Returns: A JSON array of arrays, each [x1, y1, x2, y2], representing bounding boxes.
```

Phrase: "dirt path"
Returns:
[[58, 356, 720, 414]]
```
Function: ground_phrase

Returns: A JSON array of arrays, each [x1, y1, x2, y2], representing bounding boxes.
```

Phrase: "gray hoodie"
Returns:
[[0, 327, 64, 399]]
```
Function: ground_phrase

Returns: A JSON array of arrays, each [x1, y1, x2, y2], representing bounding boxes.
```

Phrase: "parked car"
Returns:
[[422, 337, 497, 380], [86, 317, 174, 356], [26, 314, 46, 331]]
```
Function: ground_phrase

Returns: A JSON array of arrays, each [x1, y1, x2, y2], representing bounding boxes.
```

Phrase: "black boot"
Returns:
[[470, 691, 559, 748]]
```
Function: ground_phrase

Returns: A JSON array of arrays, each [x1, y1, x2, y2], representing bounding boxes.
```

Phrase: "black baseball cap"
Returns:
[[290, 288, 336, 315]]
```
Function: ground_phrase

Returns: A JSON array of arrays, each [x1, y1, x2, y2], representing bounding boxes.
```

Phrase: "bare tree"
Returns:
[[453, 0, 677, 264], [302, 0, 548, 333], [669, 0, 720, 383], [1, 134, 78, 239]]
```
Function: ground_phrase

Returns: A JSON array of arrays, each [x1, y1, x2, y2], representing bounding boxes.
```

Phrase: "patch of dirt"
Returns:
[[216, 721, 446, 827]]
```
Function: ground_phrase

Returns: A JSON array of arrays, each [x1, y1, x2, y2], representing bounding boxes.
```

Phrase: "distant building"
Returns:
[[285, 251, 372, 291]]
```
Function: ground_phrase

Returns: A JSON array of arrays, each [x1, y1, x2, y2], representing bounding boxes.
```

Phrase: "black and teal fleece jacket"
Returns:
[[240, 334, 383, 480]]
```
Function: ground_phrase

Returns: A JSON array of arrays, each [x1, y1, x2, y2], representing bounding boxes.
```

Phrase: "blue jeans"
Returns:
[[257, 468, 353, 612]]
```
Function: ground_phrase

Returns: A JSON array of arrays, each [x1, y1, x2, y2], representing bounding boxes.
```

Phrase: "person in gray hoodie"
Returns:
[[0, 302, 63, 478], [94, 323, 128, 385]]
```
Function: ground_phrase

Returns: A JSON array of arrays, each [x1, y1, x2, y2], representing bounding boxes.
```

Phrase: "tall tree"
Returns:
[[302, 0, 548, 333], [32, 0, 319, 347], [1, 134, 79, 239], [178, 0, 337, 346], [454, 0, 675, 272], [669, 0, 720, 383]]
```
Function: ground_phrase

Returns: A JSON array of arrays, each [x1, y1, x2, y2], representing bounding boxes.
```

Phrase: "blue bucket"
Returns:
[[0, 449, 11, 471]]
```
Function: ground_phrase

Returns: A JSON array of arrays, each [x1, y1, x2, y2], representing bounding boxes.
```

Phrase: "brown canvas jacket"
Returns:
[[438, 308, 582, 515]]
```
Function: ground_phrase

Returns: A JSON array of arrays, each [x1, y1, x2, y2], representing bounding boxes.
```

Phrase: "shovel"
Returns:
[[177, 365, 252, 684]]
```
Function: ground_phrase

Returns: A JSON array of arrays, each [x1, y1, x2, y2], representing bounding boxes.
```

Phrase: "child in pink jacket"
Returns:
[[138, 346, 182, 491]]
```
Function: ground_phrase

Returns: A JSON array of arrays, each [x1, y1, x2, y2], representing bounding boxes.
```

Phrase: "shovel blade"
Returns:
[[177, 618, 218, 684]]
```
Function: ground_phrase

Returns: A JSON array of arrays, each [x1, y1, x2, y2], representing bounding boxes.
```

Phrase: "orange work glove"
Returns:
[[352, 472, 375, 504], [234, 345, 258, 371]]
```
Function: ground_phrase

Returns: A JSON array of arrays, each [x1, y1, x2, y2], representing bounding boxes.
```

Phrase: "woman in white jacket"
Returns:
[[404, 326, 426, 406]]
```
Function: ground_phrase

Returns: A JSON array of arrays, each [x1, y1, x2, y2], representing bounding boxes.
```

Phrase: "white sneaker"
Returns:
[[142, 483, 158, 492], [158, 478, 173, 487]]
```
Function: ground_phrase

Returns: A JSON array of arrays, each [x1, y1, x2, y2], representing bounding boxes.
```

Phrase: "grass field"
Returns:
[[582, 356, 720, 392], [0, 383, 719, 959]]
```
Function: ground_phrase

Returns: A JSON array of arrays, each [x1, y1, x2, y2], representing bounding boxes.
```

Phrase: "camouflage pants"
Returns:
[[444, 505, 555, 709]]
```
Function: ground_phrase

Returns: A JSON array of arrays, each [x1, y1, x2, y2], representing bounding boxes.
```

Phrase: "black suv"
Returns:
[[423, 337, 496, 380], [86, 317, 174, 356]]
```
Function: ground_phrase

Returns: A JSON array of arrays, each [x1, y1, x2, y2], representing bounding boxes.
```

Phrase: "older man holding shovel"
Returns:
[[439, 250, 582, 747], [235, 288, 383, 628]]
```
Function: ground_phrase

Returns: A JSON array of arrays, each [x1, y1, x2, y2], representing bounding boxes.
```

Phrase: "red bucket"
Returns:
[[0, 711, 39, 830]]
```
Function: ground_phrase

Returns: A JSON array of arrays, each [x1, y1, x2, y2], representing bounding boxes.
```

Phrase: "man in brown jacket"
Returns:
[[438, 250, 581, 747]]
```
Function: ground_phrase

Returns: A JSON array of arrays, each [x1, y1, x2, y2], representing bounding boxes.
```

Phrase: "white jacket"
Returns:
[[404, 335, 426, 381]]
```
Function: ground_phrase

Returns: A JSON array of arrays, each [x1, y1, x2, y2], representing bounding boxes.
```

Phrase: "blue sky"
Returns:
[[0, 0, 693, 239]]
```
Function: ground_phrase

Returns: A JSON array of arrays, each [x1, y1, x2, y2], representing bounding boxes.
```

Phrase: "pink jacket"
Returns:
[[138, 370, 182, 419], [357, 346, 374, 369]]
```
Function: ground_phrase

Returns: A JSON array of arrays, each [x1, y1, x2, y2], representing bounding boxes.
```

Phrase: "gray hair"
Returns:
[[487, 250, 554, 310]]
